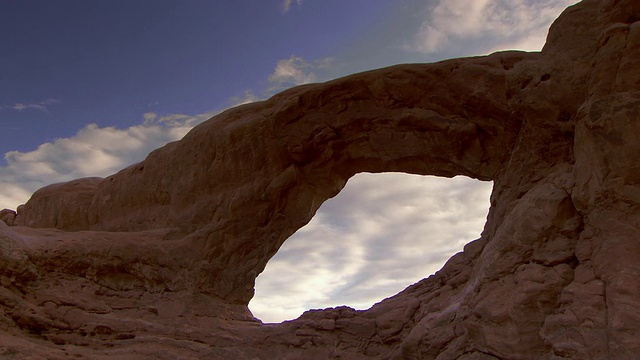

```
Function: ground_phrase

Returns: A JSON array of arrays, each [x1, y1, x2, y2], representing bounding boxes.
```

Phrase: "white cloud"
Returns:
[[409, 0, 578, 54], [229, 90, 260, 107], [232, 55, 333, 104], [267, 55, 333, 93], [269, 56, 315, 85], [0, 111, 214, 210], [250, 173, 492, 323], [282, 0, 302, 12], [1, 98, 60, 112]]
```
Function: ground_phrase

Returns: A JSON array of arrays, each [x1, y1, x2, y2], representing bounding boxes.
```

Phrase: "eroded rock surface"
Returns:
[[0, 209, 15, 226], [13, 177, 103, 231], [1, 0, 639, 358]]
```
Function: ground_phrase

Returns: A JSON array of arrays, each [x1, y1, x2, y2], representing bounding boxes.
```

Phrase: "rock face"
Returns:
[[13, 177, 103, 231], [0, 209, 15, 226], [0, 0, 639, 358]]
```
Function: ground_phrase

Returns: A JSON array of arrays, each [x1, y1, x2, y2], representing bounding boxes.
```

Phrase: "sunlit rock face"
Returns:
[[1, 0, 639, 358]]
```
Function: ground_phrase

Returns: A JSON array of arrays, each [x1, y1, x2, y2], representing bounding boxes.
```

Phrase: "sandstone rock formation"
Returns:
[[1, 0, 639, 358], [0, 209, 15, 226], [13, 177, 103, 231]]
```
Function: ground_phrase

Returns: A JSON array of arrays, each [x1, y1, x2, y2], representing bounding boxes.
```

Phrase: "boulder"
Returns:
[[0, 209, 16, 226]]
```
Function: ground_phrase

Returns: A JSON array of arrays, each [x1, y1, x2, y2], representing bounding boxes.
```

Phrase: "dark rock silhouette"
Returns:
[[1, 0, 639, 358]]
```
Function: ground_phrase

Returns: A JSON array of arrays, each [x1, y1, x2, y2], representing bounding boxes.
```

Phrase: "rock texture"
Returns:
[[13, 177, 103, 231], [1, 0, 639, 358], [0, 209, 15, 226]]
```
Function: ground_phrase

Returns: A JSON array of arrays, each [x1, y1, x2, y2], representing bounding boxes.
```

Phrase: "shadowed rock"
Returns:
[[1, 0, 639, 358]]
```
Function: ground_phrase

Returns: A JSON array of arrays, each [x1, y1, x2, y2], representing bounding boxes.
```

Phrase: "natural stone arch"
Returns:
[[14, 51, 526, 304], [3, 1, 640, 357], [78, 52, 525, 305]]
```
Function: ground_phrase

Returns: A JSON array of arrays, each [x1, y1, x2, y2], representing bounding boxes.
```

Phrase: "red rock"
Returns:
[[13, 177, 102, 231], [0, 0, 639, 358], [0, 209, 15, 226]]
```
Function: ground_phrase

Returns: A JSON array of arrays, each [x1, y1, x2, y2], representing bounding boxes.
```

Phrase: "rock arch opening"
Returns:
[[250, 172, 492, 323]]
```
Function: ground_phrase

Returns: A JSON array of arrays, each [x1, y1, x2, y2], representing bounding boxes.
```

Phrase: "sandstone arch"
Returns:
[[2, 0, 640, 357]]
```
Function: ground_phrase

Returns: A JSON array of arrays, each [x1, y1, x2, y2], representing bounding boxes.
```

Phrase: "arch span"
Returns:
[[14, 51, 529, 305], [79, 52, 526, 304]]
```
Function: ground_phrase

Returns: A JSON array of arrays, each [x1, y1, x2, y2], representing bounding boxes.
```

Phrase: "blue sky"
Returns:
[[0, 0, 400, 156], [0, 0, 577, 322]]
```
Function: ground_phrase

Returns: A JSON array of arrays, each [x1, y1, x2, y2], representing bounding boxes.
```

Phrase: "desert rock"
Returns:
[[13, 177, 102, 231], [0, 0, 639, 358], [0, 209, 16, 226]]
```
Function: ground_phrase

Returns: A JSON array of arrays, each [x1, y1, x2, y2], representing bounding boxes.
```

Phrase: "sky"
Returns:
[[0, 0, 577, 322]]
